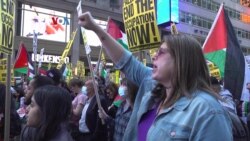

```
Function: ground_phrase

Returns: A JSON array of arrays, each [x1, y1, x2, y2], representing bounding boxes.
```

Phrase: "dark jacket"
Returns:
[[49, 124, 74, 141], [21, 123, 74, 141], [85, 95, 108, 141]]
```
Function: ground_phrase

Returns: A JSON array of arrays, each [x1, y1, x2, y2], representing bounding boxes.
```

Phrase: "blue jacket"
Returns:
[[116, 51, 233, 141]]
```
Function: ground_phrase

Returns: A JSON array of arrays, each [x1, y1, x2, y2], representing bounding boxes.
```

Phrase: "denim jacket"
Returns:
[[116, 51, 233, 141]]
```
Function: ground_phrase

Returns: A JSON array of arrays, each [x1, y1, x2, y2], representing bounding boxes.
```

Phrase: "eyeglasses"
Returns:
[[155, 48, 169, 57]]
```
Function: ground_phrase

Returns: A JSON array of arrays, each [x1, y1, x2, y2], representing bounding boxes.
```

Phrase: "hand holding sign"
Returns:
[[78, 12, 98, 32]]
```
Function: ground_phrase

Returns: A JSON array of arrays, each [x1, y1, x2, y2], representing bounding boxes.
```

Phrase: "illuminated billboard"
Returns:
[[156, 0, 179, 27], [240, 0, 250, 7], [20, 4, 71, 42]]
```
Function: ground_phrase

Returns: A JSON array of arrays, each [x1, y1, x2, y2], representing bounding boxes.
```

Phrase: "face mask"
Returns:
[[118, 86, 127, 97], [81, 86, 87, 95]]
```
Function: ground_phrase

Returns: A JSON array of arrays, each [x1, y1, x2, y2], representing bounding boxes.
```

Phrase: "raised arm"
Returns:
[[78, 12, 124, 64]]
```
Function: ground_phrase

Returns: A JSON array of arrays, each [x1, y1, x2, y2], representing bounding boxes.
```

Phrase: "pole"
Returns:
[[86, 54, 105, 124], [33, 30, 38, 75], [4, 55, 11, 141], [77, 1, 104, 123], [96, 46, 103, 75]]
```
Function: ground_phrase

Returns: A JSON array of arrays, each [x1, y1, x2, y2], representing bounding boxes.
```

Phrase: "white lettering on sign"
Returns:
[[32, 54, 69, 64]]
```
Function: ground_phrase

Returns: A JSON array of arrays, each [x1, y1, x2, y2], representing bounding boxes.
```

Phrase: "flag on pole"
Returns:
[[203, 3, 250, 101], [28, 59, 35, 80], [107, 18, 128, 50], [113, 95, 123, 107], [13, 42, 29, 74]]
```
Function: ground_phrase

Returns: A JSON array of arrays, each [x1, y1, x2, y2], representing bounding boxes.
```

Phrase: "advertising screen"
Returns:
[[20, 4, 71, 42]]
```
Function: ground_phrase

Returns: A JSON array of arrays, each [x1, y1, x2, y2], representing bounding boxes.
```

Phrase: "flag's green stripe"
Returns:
[[113, 100, 122, 107], [205, 50, 226, 77], [117, 39, 128, 50], [14, 68, 27, 74]]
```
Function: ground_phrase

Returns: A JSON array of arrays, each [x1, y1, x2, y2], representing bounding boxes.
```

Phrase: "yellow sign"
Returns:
[[0, 58, 14, 84], [206, 60, 221, 79], [76, 61, 85, 79], [57, 29, 78, 69], [123, 0, 161, 52], [115, 70, 120, 84], [0, 0, 15, 55]]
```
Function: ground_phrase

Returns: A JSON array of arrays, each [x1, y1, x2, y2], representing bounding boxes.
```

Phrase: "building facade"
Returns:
[[10, 0, 250, 71]]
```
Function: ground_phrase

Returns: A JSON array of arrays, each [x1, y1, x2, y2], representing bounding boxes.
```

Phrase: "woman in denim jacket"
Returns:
[[78, 12, 233, 141]]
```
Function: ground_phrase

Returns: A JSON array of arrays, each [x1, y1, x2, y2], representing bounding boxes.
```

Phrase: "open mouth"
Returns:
[[152, 64, 157, 73]]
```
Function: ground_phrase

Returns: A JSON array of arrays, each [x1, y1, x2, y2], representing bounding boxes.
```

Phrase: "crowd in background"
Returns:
[[1, 11, 250, 141], [0, 67, 138, 141]]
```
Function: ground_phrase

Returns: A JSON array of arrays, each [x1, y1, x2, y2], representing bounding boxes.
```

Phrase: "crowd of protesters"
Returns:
[[1, 11, 250, 141]]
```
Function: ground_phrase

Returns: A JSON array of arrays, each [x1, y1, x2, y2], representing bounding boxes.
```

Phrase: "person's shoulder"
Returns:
[[190, 91, 223, 111], [49, 127, 74, 141], [78, 93, 87, 99]]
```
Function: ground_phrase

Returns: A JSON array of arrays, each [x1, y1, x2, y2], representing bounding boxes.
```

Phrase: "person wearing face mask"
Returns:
[[99, 78, 138, 141], [81, 83, 87, 95], [118, 79, 128, 98]]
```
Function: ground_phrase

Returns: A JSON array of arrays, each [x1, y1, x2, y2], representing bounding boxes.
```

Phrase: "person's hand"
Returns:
[[78, 12, 98, 31], [98, 107, 108, 120], [108, 104, 114, 110]]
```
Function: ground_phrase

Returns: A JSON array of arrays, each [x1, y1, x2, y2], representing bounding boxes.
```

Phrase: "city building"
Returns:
[[7, 0, 250, 75]]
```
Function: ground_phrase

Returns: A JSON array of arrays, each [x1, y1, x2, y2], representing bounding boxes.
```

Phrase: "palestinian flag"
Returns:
[[107, 18, 129, 50], [27, 56, 35, 80], [113, 95, 123, 107], [203, 4, 250, 101], [13, 42, 28, 74]]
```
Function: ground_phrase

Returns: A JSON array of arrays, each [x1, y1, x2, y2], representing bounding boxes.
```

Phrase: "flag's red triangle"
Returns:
[[13, 42, 28, 69], [107, 18, 122, 39], [203, 7, 227, 53]]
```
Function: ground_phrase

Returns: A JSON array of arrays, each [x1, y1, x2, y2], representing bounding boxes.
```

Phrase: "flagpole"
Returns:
[[4, 54, 11, 141], [86, 53, 105, 124], [77, 1, 104, 124], [96, 46, 103, 75], [81, 30, 105, 124], [37, 48, 44, 75], [4, 0, 14, 139], [33, 30, 38, 75]]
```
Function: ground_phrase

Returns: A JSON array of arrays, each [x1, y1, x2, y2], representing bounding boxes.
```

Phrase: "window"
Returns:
[[186, 14, 192, 24], [207, 22, 212, 29], [197, 17, 202, 26], [207, 1, 212, 10], [192, 16, 198, 25], [179, 11, 213, 29], [180, 12, 186, 22], [203, 20, 208, 28], [242, 30, 246, 38], [110, 0, 121, 9], [241, 47, 247, 54], [238, 30, 242, 38], [236, 11, 241, 20], [201, 0, 207, 8]]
